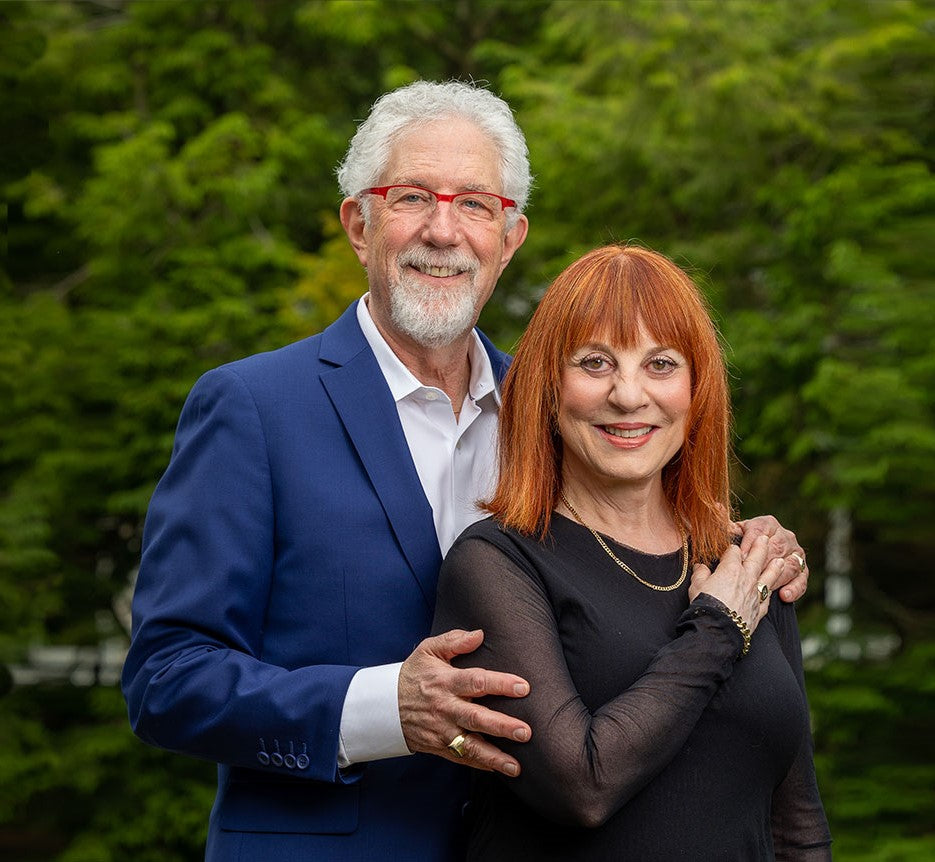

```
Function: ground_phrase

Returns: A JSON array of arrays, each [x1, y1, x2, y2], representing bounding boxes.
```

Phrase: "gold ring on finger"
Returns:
[[756, 582, 770, 603], [447, 733, 467, 758], [790, 552, 805, 573]]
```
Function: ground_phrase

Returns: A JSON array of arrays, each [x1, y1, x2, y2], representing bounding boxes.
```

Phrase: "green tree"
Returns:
[[1, 1, 932, 858], [0, 1, 563, 857]]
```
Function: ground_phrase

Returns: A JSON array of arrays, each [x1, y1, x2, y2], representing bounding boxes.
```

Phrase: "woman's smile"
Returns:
[[558, 321, 692, 492], [599, 423, 656, 443]]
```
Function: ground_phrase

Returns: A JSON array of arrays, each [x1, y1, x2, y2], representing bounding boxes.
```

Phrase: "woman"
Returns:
[[433, 245, 831, 860]]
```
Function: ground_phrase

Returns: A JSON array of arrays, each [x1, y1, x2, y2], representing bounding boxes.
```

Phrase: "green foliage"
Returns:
[[0, 686, 214, 861], [0, 0, 932, 858], [808, 642, 935, 860]]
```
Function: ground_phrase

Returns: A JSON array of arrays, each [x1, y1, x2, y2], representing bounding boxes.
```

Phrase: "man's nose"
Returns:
[[420, 200, 462, 245]]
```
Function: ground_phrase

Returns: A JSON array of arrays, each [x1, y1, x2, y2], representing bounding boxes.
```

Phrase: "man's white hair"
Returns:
[[336, 80, 532, 229]]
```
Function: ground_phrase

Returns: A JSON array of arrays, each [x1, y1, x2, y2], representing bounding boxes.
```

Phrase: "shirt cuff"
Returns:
[[337, 662, 411, 768]]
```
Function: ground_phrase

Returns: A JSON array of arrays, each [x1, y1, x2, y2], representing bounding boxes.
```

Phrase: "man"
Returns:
[[122, 81, 809, 861]]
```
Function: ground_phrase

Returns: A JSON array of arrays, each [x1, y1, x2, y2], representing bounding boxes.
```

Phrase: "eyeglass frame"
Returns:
[[360, 184, 517, 214]]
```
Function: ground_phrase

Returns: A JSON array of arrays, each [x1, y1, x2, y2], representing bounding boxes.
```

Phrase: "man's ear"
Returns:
[[340, 197, 368, 267], [497, 213, 529, 276]]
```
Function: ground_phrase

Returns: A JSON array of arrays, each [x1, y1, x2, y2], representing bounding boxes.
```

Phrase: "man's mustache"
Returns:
[[396, 248, 479, 274]]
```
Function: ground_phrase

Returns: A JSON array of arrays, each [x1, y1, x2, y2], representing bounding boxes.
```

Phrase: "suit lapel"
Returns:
[[319, 304, 442, 607], [477, 328, 512, 384]]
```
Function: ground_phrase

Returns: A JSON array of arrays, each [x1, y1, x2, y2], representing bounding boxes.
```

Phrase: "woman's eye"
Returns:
[[648, 357, 677, 373], [579, 355, 609, 371]]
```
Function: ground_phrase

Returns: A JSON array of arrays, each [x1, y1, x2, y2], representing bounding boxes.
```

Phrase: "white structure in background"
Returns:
[[10, 640, 127, 687], [801, 504, 900, 663], [825, 505, 861, 659], [7, 569, 134, 688]]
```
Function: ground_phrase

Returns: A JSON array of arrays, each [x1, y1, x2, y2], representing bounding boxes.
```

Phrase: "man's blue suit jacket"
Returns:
[[122, 301, 512, 861]]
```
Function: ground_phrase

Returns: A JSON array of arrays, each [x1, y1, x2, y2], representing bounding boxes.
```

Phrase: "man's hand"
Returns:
[[398, 629, 531, 777], [734, 515, 808, 603]]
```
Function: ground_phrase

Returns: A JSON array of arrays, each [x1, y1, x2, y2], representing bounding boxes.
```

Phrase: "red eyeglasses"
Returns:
[[361, 185, 516, 223]]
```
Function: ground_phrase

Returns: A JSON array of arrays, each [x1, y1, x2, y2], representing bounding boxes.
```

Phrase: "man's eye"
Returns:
[[457, 195, 497, 218], [389, 187, 432, 206]]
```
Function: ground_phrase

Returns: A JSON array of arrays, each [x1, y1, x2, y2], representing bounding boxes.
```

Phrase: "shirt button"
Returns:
[[425, 391, 438, 401]]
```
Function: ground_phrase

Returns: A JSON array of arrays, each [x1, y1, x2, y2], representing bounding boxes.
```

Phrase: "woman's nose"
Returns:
[[607, 373, 649, 412]]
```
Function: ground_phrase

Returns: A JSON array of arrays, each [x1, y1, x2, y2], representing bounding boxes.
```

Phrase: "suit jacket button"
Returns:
[[257, 751, 270, 766], [270, 752, 283, 767], [284, 753, 296, 769], [296, 754, 309, 769]]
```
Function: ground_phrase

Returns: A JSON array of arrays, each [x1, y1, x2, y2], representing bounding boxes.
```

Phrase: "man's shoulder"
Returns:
[[222, 333, 324, 378], [211, 301, 367, 385]]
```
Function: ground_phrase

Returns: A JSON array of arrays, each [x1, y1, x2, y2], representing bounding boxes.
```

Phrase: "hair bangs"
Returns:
[[551, 251, 638, 361], [551, 249, 712, 374], [486, 244, 732, 562]]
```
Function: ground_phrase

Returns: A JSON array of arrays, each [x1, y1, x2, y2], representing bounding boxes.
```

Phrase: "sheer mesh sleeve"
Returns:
[[770, 601, 833, 859], [433, 535, 746, 828]]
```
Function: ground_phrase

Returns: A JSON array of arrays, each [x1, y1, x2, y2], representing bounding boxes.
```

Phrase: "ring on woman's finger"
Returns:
[[447, 733, 467, 758], [756, 583, 770, 603], [790, 552, 806, 573]]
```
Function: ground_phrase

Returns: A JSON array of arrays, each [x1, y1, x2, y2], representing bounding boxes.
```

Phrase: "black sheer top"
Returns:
[[432, 514, 831, 861]]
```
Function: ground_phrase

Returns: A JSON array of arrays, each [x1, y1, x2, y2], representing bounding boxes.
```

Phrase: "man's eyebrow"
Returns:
[[393, 178, 496, 193]]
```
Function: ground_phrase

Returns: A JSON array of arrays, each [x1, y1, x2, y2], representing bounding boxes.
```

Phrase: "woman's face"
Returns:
[[557, 320, 692, 495]]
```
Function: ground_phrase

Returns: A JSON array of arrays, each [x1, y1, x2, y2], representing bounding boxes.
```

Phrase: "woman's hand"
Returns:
[[688, 534, 785, 636], [734, 515, 808, 603]]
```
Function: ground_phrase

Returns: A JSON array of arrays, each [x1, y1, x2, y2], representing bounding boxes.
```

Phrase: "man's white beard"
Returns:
[[388, 254, 482, 348]]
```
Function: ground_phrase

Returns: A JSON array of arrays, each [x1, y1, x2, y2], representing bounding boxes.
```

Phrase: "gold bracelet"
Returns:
[[725, 609, 751, 657]]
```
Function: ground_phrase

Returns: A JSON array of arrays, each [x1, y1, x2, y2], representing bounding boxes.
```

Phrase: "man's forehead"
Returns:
[[381, 118, 501, 189]]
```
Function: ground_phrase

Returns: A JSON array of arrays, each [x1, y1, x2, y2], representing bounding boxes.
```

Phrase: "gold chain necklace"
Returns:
[[558, 491, 688, 592]]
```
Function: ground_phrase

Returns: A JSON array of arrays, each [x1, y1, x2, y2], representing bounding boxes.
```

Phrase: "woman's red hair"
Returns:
[[484, 244, 732, 564]]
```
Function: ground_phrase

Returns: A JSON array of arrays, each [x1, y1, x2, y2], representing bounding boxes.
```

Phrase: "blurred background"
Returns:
[[1, 1, 933, 859]]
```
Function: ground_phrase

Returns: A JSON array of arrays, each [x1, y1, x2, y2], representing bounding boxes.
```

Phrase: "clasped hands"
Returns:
[[399, 516, 806, 776], [690, 514, 809, 641]]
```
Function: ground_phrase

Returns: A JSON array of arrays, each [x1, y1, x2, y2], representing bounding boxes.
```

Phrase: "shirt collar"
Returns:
[[356, 295, 500, 407]]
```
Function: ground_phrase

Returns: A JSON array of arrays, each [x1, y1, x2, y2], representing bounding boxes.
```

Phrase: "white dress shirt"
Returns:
[[336, 297, 501, 767]]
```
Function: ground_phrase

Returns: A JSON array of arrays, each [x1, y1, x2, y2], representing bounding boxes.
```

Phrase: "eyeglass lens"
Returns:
[[382, 186, 504, 221]]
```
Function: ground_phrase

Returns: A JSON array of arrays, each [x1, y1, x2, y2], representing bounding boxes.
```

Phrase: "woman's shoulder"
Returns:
[[436, 518, 552, 619], [450, 516, 542, 561], [455, 515, 502, 541], [764, 587, 801, 641], [447, 516, 602, 606]]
